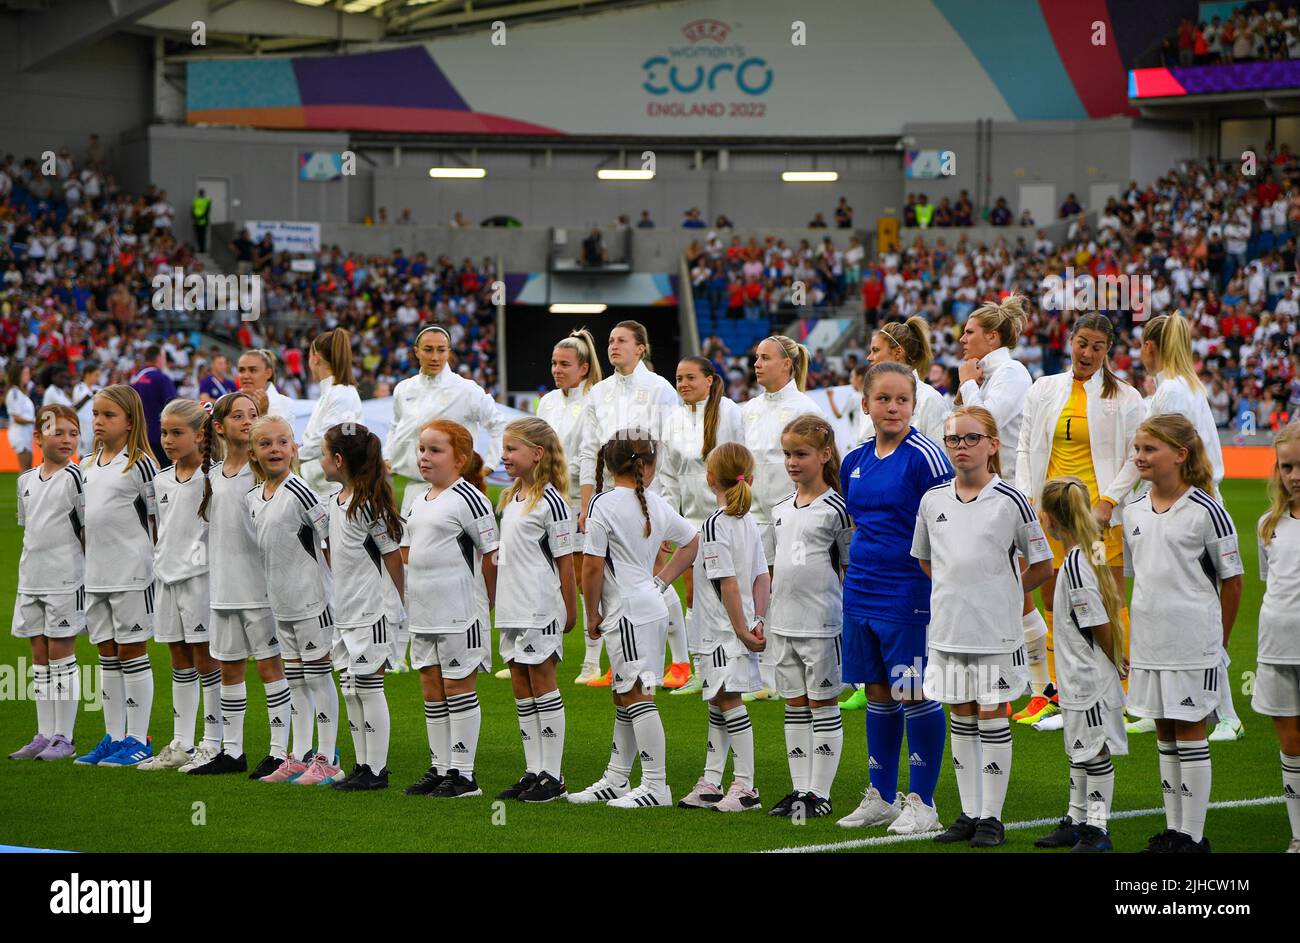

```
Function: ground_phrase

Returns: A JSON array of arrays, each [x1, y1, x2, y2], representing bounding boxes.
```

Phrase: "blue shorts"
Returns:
[[842, 611, 928, 693]]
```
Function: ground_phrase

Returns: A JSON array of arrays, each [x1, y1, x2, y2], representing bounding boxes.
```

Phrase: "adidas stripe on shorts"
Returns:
[[154, 576, 211, 645], [923, 645, 1031, 707], [86, 585, 155, 644], [410, 621, 489, 679], [1062, 698, 1128, 763], [333, 616, 393, 676], [276, 606, 334, 660], [1251, 663, 1300, 717], [499, 621, 563, 666], [699, 643, 763, 699], [210, 606, 279, 662], [12, 588, 85, 639], [1126, 666, 1223, 723], [604, 616, 667, 695], [766, 632, 842, 701]]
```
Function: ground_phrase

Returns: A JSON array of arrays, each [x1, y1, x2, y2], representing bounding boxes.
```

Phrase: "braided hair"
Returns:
[[594, 427, 658, 537]]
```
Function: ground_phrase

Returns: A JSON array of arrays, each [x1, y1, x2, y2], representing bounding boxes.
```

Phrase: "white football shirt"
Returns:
[[693, 508, 767, 652], [1258, 512, 1300, 665], [329, 491, 404, 629], [912, 475, 1052, 654], [495, 484, 574, 629], [767, 489, 854, 639], [247, 473, 331, 622], [153, 465, 208, 585], [1052, 545, 1124, 710], [206, 461, 271, 610], [82, 450, 157, 593], [16, 464, 85, 595], [584, 485, 696, 629], [1123, 487, 1243, 670], [405, 478, 498, 634]]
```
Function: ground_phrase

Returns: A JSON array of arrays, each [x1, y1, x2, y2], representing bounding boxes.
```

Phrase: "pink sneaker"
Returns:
[[293, 752, 344, 786], [259, 754, 307, 783]]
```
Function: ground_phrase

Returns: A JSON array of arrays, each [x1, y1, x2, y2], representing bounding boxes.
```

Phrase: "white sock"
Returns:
[[171, 666, 199, 751], [1216, 663, 1240, 722], [978, 717, 1013, 820], [1282, 753, 1300, 841], [221, 680, 248, 757], [665, 589, 687, 664], [446, 690, 481, 776], [121, 654, 153, 743], [283, 661, 313, 760], [264, 677, 291, 760], [33, 663, 54, 738], [1084, 752, 1115, 831], [949, 715, 982, 818], [356, 673, 389, 771], [605, 706, 634, 784], [303, 660, 338, 762], [50, 655, 80, 740], [626, 700, 666, 788], [583, 632, 603, 670], [339, 672, 365, 767], [101, 656, 125, 740], [723, 705, 754, 789], [1157, 739, 1182, 832], [1024, 624, 1048, 696], [535, 689, 565, 779], [810, 705, 842, 800], [704, 706, 730, 786], [199, 669, 222, 750], [1177, 738, 1211, 842], [784, 705, 813, 793], [515, 696, 541, 774], [1067, 762, 1088, 824], [424, 699, 449, 771]]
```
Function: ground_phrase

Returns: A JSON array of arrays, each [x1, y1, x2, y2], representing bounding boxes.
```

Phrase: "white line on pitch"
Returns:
[[759, 795, 1285, 854]]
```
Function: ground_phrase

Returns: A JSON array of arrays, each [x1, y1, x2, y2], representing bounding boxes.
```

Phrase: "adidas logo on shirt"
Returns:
[[774, 518, 782, 527], [305, 641, 316, 651], [523, 644, 536, 654], [983, 762, 1003, 775], [814, 744, 835, 756], [160, 494, 169, 503], [449, 659, 460, 667], [1073, 740, 1085, 749], [195, 624, 204, 632], [818, 678, 834, 688], [268, 636, 278, 645], [452, 741, 468, 753], [541, 727, 556, 738], [909, 752, 925, 767], [356, 655, 368, 664], [614, 673, 624, 682], [130, 624, 143, 633], [936, 513, 948, 523], [1132, 526, 1141, 536], [850, 467, 861, 478], [996, 677, 1011, 690], [23, 489, 30, 497], [1180, 697, 1196, 707], [788, 747, 806, 759], [58, 619, 70, 627]]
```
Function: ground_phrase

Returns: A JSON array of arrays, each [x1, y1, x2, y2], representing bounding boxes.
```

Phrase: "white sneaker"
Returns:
[[1033, 713, 1065, 731], [573, 664, 602, 685], [714, 782, 762, 813], [567, 776, 630, 804], [178, 742, 220, 773], [493, 667, 512, 680], [836, 786, 902, 829], [390, 660, 411, 674], [887, 792, 940, 834], [1286, 838, 1300, 853], [1208, 718, 1245, 741], [1126, 716, 1157, 734], [138, 739, 193, 770], [608, 782, 672, 808]]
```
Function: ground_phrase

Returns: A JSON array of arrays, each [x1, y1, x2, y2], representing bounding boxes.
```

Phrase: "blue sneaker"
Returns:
[[98, 735, 153, 767], [74, 734, 120, 766]]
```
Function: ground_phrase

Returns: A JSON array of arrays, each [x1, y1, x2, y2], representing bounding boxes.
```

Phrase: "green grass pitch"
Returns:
[[0, 475, 1290, 853]]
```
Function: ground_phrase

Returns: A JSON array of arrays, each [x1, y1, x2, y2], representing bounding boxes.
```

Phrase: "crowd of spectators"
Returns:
[[1163, 3, 1300, 66]]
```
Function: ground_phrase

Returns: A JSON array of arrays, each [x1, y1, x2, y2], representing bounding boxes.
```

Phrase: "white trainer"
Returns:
[[573, 664, 602, 685], [567, 776, 630, 804], [887, 792, 940, 834], [608, 782, 672, 809], [1286, 838, 1300, 854], [836, 786, 902, 829], [1125, 716, 1157, 734], [1033, 713, 1065, 731], [714, 782, 762, 813], [138, 739, 193, 770], [178, 742, 220, 773], [1208, 718, 1245, 741]]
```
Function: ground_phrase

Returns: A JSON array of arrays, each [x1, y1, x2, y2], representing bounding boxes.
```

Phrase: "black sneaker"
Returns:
[[248, 754, 284, 780], [970, 817, 1005, 848], [1170, 833, 1211, 854], [519, 772, 568, 804], [1070, 824, 1113, 853], [404, 767, 445, 796], [1139, 828, 1180, 853], [767, 790, 802, 817], [186, 751, 247, 776], [333, 763, 375, 791], [793, 792, 833, 819], [933, 813, 979, 844], [496, 772, 538, 801], [1034, 816, 1082, 848], [365, 766, 390, 791], [431, 769, 483, 798]]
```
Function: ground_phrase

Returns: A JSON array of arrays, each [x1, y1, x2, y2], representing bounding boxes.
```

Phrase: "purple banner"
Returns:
[[1170, 60, 1300, 95]]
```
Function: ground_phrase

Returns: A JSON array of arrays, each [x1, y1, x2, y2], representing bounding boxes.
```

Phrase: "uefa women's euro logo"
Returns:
[[642, 19, 773, 117]]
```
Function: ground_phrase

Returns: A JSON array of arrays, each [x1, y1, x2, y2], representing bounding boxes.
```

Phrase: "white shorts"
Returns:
[[605, 616, 667, 695], [210, 607, 279, 662], [154, 577, 211, 645], [12, 589, 85, 639], [276, 606, 334, 661], [700, 643, 763, 699], [1062, 699, 1129, 762], [924, 646, 1031, 707], [499, 622, 563, 666], [1127, 666, 1223, 723], [766, 632, 842, 701], [410, 622, 489, 679], [1251, 662, 1300, 717], [86, 586, 155, 645], [332, 617, 393, 677]]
